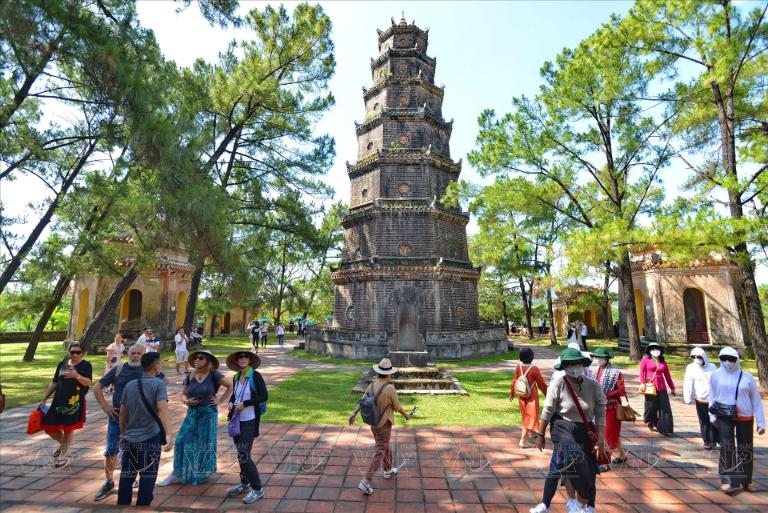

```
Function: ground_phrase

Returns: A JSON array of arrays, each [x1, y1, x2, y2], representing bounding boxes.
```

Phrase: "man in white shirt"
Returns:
[[174, 328, 189, 374], [136, 328, 151, 346], [144, 329, 160, 353]]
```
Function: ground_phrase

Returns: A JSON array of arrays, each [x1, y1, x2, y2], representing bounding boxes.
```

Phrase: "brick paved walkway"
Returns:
[[1, 343, 766, 512]]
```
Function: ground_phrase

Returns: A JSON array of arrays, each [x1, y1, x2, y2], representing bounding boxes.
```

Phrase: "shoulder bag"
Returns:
[[616, 392, 639, 422], [564, 378, 611, 465], [137, 378, 167, 445], [639, 367, 659, 396], [708, 371, 742, 419]]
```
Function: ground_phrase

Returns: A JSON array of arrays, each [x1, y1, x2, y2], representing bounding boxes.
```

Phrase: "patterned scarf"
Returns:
[[593, 364, 621, 407]]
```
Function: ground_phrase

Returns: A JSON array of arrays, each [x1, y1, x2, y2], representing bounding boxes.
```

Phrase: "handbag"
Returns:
[[137, 378, 167, 445], [26, 405, 47, 435], [564, 379, 611, 465], [639, 368, 659, 396], [616, 394, 639, 422], [228, 375, 249, 438], [709, 371, 742, 419]]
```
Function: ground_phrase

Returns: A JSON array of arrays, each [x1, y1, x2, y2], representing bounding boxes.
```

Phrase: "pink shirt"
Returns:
[[640, 356, 675, 393]]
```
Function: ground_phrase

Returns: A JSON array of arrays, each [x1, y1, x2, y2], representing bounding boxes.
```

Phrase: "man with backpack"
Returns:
[[348, 358, 412, 496], [92, 344, 168, 501]]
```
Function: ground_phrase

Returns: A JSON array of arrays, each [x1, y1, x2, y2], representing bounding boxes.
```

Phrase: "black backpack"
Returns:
[[358, 382, 391, 426]]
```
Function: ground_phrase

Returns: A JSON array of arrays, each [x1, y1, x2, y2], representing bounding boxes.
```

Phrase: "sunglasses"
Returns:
[[70, 350, 82, 355], [719, 356, 738, 363], [194, 355, 208, 361], [691, 355, 703, 360], [237, 355, 251, 359]]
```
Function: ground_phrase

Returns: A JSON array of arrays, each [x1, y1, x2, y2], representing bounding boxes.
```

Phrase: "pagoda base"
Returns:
[[389, 351, 429, 368], [306, 325, 507, 361]]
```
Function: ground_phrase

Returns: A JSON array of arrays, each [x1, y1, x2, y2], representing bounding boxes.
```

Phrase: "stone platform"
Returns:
[[353, 366, 468, 395], [307, 325, 507, 361]]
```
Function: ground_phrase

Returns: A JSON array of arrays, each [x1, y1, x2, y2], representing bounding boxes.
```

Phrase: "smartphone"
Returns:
[[408, 407, 418, 417]]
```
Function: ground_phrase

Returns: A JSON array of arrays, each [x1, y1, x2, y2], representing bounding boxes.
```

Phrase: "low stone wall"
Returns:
[[307, 325, 507, 361], [0, 331, 67, 344]]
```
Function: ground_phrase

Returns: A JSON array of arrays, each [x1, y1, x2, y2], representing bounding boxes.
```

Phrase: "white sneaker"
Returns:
[[157, 474, 180, 487], [383, 467, 398, 479], [529, 504, 550, 513], [566, 499, 582, 513], [358, 480, 373, 495]]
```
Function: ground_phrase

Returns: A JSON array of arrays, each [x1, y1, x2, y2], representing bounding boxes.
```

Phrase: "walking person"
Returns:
[[530, 348, 607, 513], [349, 358, 412, 496], [260, 323, 268, 348], [117, 352, 172, 506], [289, 320, 295, 334], [510, 348, 547, 448], [175, 327, 190, 374], [640, 342, 676, 435], [136, 327, 151, 346], [93, 344, 163, 501], [566, 323, 576, 345], [579, 323, 589, 351], [144, 329, 160, 353], [250, 322, 259, 351], [158, 350, 232, 486], [708, 347, 765, 494], [276, 323, 286, 346], [39, 342, 93, 467], [589, 347, 627, 467], [684, 347, 719, 449], [105, 333, 125, 376], [225, 351, 268, 504]]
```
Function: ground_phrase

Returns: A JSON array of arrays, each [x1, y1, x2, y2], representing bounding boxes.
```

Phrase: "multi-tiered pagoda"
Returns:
[[308, 16, 506, 363]]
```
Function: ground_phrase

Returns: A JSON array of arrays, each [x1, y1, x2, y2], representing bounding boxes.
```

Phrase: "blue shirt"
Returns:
[[99, 364, 166, 408]]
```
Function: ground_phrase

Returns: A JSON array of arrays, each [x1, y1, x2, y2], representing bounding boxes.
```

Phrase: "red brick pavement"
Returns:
[[0, 343, 766, 512]]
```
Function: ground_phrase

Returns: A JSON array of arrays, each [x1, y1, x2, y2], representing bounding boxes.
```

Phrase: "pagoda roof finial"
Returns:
[[399, 11, 407, 26]]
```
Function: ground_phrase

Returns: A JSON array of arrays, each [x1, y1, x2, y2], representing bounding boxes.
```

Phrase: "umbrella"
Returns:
[[256, 318, 272, 324], [325, 314, 333, 321], [304, 319, 318, 327]]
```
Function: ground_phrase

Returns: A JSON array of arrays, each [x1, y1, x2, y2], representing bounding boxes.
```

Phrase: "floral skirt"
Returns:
[[172, 404, 218, 484]]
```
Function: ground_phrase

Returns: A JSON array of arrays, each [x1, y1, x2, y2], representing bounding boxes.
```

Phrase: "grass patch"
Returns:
[[285, 349, 369, 367], [438, 350, 520, 368], [265, 370, 522, 427]]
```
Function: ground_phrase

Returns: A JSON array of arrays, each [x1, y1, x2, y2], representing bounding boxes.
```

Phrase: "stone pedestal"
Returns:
[[389, 351, 429, 368]]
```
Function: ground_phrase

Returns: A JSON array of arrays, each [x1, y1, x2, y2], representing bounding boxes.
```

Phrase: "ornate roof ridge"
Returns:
[[363, 76, 444, 100], [377, 23, 429, 43], [341, 202, 469, 226], [632, 258, 738, 272], [370, 47, 436, 70], [347, 148, 460, 175], [355, 108, 452, 135], [332, 265, 480, 281]]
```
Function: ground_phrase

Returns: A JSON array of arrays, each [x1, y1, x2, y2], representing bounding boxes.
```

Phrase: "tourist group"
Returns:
[[32, 336, 764, 511]]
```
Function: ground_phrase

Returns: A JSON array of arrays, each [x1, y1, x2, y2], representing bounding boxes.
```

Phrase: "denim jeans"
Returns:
[[233, 419, 262, 489], [117, 432, 163, 506]]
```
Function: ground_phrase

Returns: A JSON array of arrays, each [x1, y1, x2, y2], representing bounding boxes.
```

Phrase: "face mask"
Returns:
[[597, 358, 608, 367], [695, 358, 705, 366], [723, 361, 738, 371], [565, 366, 584, 379], [650, 350, 661, 358]]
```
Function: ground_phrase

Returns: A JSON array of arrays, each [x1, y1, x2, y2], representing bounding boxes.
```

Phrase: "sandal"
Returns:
[[611, 457, 627, 464], [52, 447, 62, 458], [53, 455, 70, 468]]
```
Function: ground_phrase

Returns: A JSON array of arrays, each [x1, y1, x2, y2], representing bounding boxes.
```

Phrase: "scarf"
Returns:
[[594, 364, 620, 407]]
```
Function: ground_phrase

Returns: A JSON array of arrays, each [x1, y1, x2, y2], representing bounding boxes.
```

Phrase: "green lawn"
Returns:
[[286, 349, 370, 367], [264, 370, 523, 427]]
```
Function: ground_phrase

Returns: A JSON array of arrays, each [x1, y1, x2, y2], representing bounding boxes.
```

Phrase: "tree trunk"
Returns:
[[602, 261, 613, 339], [739, 257, 768, 392], [518, 275, 534, 339], [546, 288, 557, 345], [209, 314, 217, 339], [0, 139, 97, 295], [619, 251, 642, 361], [79, 266, 138, 352], [501, 299, 509, 336], [275, 244, 287, 325], [23, 273, 71, 361], [183, 259, 204, 336]]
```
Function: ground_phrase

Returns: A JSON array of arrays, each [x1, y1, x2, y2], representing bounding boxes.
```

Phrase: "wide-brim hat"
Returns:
[[554, 348, 592, 371], [647, 342, 663, 350], [591, 347, 613, 359], [226, 350, 261, 371], [373, 358, 397, 375], [188, 350, 219, 370]]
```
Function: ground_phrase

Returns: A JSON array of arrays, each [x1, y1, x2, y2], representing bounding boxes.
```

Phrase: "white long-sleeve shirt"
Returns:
[[683, 348, 717, 403], [708, 366, 765, 429]]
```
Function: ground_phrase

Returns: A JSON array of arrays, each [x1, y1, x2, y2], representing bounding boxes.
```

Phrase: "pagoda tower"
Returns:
[[308, 16, 506, 362]]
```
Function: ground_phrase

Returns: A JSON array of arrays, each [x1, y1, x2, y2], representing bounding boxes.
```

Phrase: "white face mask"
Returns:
[[695, 358, 705, 366], [597, 358, 608, 367], [650, 350, 661, 358], [565, 365, 584, 379], [723, 360, 738, 371]]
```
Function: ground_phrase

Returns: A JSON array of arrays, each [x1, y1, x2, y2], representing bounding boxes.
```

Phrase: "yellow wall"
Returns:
[[76, 288, 89, 337], [176, 290, 188, 328], [634, 289, 646, 335]]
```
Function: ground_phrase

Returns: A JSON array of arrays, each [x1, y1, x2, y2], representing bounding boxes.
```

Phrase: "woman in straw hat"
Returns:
[[158, 350, 232, 486], [224, 351, 268, 504], [589, 347, 627, 466], [349, 358, 412, 496], [529, 348, 607, 513]]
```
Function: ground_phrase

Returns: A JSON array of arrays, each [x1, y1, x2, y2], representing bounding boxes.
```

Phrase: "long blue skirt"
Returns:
[[172, 404, 218, 484]]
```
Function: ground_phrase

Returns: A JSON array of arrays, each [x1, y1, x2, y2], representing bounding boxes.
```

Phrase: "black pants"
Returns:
[[581, 336, 588, 351], [234, 419, 262, 490], [695, 401, 719, 447], [541, 417, 597, 508], [643, 390, 674, 434], [717, 417, 754, 487], [117, 432, 162, 506]]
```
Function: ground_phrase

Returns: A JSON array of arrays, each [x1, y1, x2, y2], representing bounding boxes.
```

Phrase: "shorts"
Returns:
[[176, 350, 189, 363], [104, 416, 120, 456]]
